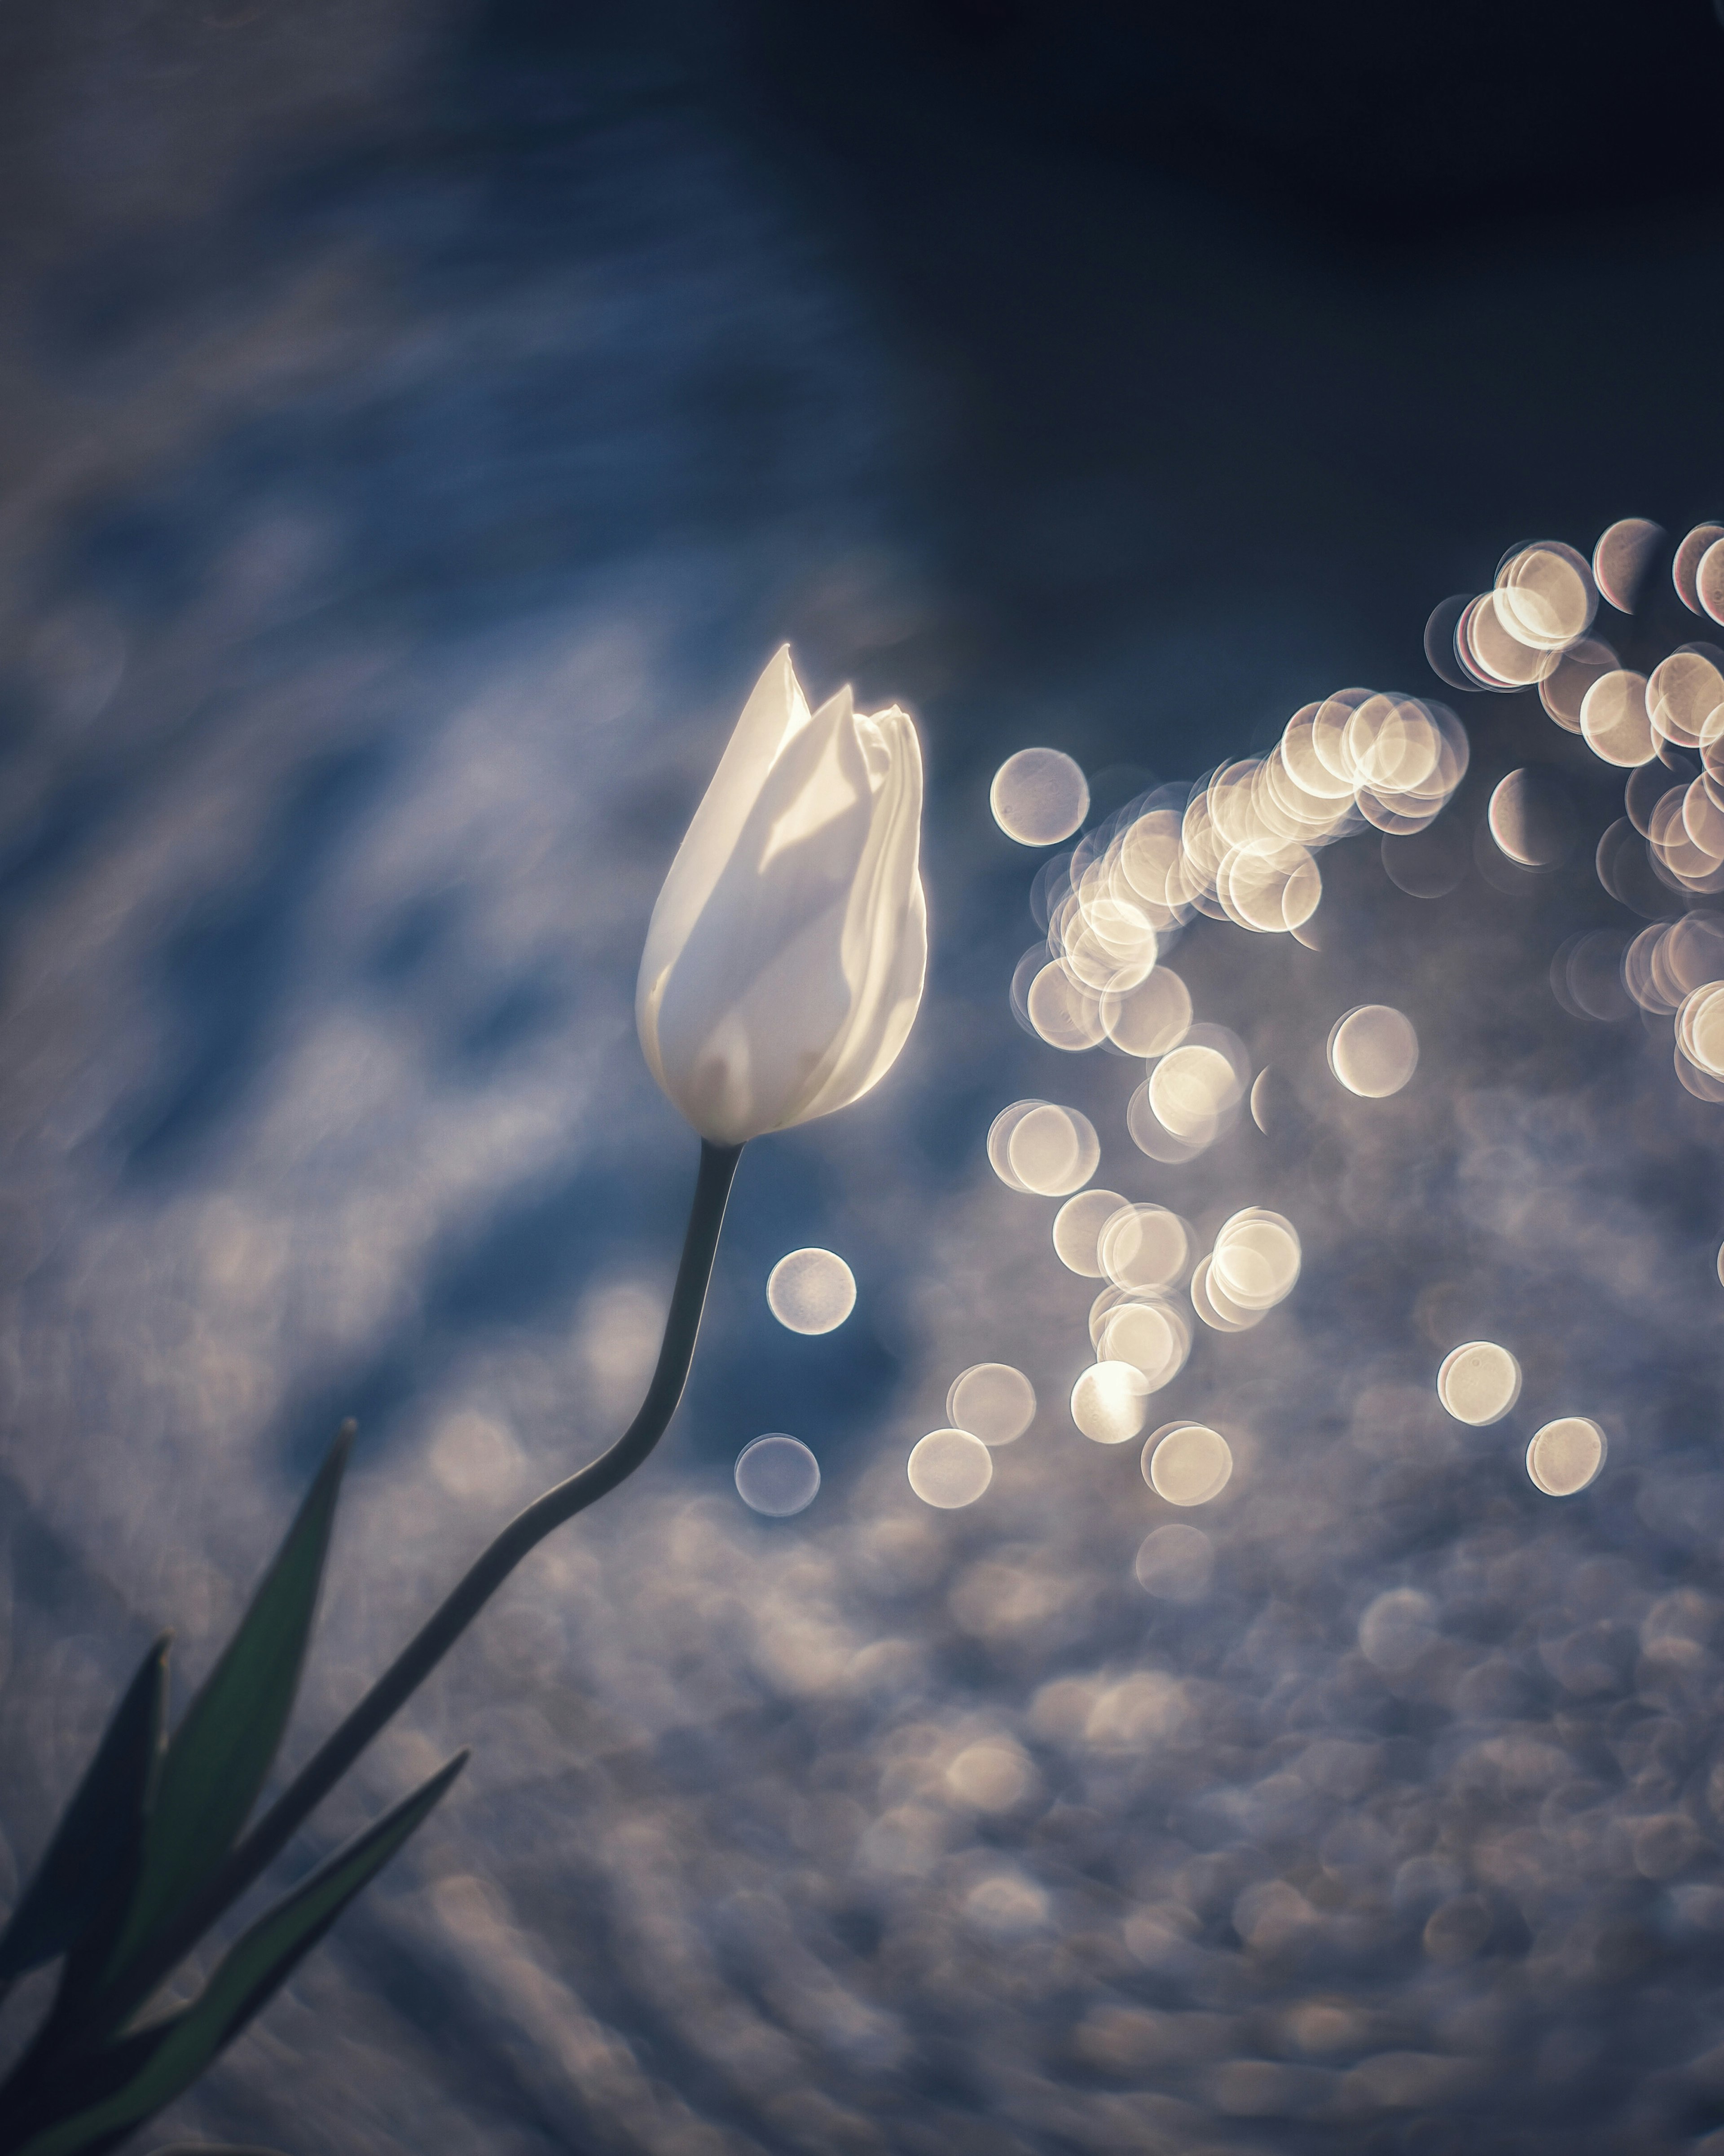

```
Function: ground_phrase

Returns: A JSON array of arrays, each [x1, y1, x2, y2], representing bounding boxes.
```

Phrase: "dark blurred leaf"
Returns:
[[101, 1426, 353, 1988], [145, 2144, 295, 2153], [13, 1750, 466, 2156], [0, 1636, 169, 1984]]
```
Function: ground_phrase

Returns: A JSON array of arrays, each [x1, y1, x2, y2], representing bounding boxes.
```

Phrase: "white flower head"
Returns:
[[637, 648, 928, 1144]]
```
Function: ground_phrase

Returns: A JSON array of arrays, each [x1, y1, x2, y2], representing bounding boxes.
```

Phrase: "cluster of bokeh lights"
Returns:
[[733, 514, 1724, 1552]]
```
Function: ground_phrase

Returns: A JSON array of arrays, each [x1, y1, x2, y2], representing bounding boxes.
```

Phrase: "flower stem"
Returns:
[[105, 1136, 743, 2029]]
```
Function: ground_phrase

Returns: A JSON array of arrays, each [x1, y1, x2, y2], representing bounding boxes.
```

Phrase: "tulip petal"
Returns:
[[638, 653, 926, 1142], [637, 648, 810, 1098]]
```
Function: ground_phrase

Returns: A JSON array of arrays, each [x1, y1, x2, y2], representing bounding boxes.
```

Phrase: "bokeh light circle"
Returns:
[[734, 1434, 821, 1517], [1675, 524, 1724, 616], [1593, 516, 1662, 613], [1070, 1361, 1151, 1444], [1580, 670, 1656, 767], [1701, 538, 1724, 627], [1526, 1417, 1606, 1497], [1007, 1102, 1100, 1195], [765, 1248, 856, 1334], [1143, 1422, 1234, 1506], [990, 749, 1090, 846], [1210, 1208, 1300, 1310], [1095, 1296, 1189, 1388], [1052, 1188, 1127, 1277], [1099, 1203, 1190, 1291], [1100, 967, 1192, 1056], [1436, 1340, 1522, 1425], [1488, 768, 1574, 868], [1134, 1523, 1214, 1601], [946, 1362, 1037, 1446], [907, 1427, 994, 1508], [1328, 1004, 1419, 1097]]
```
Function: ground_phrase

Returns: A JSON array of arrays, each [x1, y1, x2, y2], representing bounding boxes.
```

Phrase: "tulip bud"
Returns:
[[637, 648, 928, 1144]]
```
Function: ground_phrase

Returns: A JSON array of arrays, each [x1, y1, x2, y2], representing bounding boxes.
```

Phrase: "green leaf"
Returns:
[[102, 1425, 354, 1988], [0, 1635, 169, 1984], [14, 1750, 466, 2156]]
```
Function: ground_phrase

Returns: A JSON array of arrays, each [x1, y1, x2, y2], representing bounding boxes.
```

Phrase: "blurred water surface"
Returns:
[[4, 4, 1724, 2152]]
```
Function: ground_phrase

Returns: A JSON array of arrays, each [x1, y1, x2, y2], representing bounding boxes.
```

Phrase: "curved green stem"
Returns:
[[102, 1137, 743, 2031]]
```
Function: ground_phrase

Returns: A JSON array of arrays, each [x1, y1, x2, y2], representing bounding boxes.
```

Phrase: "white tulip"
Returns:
[[637, 648, 928, 1145]]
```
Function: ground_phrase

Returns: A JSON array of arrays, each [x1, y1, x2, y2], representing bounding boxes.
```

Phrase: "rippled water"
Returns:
[[3, 5, 1724, 2152]]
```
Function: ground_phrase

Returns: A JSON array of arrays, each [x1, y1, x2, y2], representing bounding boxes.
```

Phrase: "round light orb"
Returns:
[[1149, 1042, 1244, 1138], [1328, 1004, 1419, 1098], [1027, 960, 1106, 1050], [908, 1427, 994, 1508], [1210, 1209, 1300, 1311], [1096, 1297, 1187, 1388], [1495, 542, 1596, 651], [1099, 1202, 1189, 1291], [990, 748, 1090, 846], [1436, 1340, 1522, 1426], [766, 1248, 857, 1335], [1579, 670, 1655, 767], [1592, 516, 1662, 613], [1526, 1417, 1606, 1497], [1052, 1188, 1126, 1277], [1700, 537, 1724, 627], [1070, 1361, 1151, 1444], [1358, 1587, 1436, 1671], [734, 1434, 821, 1517], [1101, 966, 1192, 1056], [946, 1362, 1037, 1447], [1134, 1523, 1214, 1601], [1143, 1422, 1234, 1506], [1675, 523, 1724, 615], [1488, 767, 1574, 868], [1007, 1102, 1100, 1196]]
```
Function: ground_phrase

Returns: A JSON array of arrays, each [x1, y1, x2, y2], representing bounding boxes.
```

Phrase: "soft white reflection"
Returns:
[[1579, 670, 1655, 766], [1143, 1422, 1234, 1506], [1701, 537, 1724, 626], [1133, 1522, 1214, 1600], [765, 1247, 857, 1334], [1149, 1044, 1242, 1139], [1526, 1416, 1607, 1496], [1070, 1361, 1151, 1444], [1051, 1188, 1126, 1277], [1488, 768, 1573, 867], [1099, 1203, 1190, 1290], [1208, 1208, 1300, 1312], [1592, 516, 1662, 613], [946, 1362, 1036, 1446], [734, 1433, 821, 1517], [945, 1737, 1037, 1812], [989, 1098, 1099, 1195], [1127, 1081, 1208, 1164], [1007, 1102, 1099, 1195], [1675, 523, 1724, 615], [907, 1427, 994, 1508], [1539, 635, 1618, 732], [1094, 1296, 1190, 1389], [1187, 1256, 1249, 1333], [1027, 960, 1106, 1050], [1328, 1004, 1419, 1098], [1100, 967, 1192, 1056], [1436, 1340, 1522, 1426], [990, 748, 1090, 845], [1495, 541, 1596, 650]]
